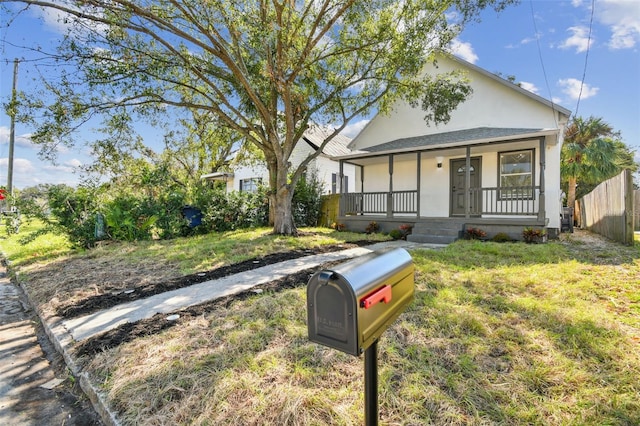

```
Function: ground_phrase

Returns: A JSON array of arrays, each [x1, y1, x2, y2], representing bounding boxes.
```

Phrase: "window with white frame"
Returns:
[[499, 149, 534, 199], [239, 177, 261, 193], [331, 173, 348, 194]]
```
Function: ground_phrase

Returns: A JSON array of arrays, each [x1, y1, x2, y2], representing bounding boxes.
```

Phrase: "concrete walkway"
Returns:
[[60, 240, 436, 342]]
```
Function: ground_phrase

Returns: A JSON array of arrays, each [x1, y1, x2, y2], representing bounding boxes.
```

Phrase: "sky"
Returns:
[[1, 0, 639, 190]]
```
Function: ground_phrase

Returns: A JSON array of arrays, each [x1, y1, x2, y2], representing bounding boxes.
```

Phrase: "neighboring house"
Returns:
[[333, 54, 572, 243], [201, 127, 356, 195]]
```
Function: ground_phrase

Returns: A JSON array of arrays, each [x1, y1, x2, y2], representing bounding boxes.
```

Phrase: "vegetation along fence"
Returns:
[[634, 190, 640, 232], [578, 169, 634, 245]]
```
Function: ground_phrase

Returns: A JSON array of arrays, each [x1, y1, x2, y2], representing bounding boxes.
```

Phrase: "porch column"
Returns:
[[416, 152, 421, 217], [360, 165, 365, 216], [465, 146, 471, 218], [387, 154, 394, 218], [339, 160, 345, 216], [538, 137, 546, 222]]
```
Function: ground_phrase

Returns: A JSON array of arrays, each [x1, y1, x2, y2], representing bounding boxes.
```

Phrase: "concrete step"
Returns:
[[407, 233, 458, 244]]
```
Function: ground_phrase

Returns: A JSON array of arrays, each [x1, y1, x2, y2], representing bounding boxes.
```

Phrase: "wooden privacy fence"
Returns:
[[577, 170, 634, 245]]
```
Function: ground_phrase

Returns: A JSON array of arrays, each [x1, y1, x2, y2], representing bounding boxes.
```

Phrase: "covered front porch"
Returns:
[[335, 131, 559, 242]]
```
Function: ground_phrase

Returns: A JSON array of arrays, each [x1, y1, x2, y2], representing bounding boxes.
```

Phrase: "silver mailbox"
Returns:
[[307, 247, 414, 356]]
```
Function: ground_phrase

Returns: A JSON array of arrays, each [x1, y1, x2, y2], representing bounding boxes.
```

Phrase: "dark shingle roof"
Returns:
[[362, 127, 545, 153]]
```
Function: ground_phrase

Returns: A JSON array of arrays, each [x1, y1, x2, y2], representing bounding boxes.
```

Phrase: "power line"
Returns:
[[574, 0, 595, 118], [529, 0, 558, 129]]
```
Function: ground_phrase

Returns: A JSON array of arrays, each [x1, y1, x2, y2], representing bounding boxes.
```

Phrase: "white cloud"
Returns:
[[29, 3, 108, 37], [341, 119, 370, 138], [65, 158, 83, 168], [519, 81, 540, 95], [597, 0, 640, 49], [0, 157, 80, 189], [0, 127, 36, 149], [0, 157, 35, 174], [559, 26, 594, 53], [448, 39, 478, 64], [558, 78, 599, 101]]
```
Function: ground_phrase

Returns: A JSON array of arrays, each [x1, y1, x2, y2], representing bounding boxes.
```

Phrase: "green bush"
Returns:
[[389, 229, 403, 240], [292, 171, 324, 227], [491, 232, 512, 243]]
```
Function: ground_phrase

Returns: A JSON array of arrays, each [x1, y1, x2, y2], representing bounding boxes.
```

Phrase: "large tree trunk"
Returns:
[[271, 186, 297, 235], [267, 155, 298, 236]]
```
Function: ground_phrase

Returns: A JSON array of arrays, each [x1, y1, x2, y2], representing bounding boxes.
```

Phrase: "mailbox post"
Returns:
[[307, 247, 414, 425]]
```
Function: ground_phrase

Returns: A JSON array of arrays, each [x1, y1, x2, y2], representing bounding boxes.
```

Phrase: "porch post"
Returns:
[[465, 146, 471, 218], [416, 152, 421, 217], [339, 160, 345, 216], [538, 137, 546, 221], [360, 165, 365, 215], [388, 154, 394, 218]]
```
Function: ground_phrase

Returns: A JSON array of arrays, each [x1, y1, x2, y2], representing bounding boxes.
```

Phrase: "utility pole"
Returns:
[[7, 58, 18, 197]]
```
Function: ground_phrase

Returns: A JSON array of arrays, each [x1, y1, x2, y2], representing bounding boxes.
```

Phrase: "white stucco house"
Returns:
[[201, 126, 356, 195], [333, 54, 571, 243]]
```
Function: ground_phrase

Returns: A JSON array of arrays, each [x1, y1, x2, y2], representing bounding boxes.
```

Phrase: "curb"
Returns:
[[19, 281, 121, 426]]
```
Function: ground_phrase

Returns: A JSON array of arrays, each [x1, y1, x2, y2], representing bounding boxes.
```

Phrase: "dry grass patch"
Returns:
[[77, 230, 639, 425], [3, 224, 638, 424]]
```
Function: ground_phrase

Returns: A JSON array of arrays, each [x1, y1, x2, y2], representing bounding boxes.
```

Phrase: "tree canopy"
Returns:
[[3, 0, 514, 235], [561, 116, 638, 209]]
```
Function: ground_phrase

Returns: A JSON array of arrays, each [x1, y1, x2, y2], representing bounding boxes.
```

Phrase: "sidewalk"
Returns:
[[0, 265, 102, 425], [22, 240, 445, 425]]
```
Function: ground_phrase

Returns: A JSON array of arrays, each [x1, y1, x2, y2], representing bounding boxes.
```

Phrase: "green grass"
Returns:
[[0, 219, 73, 267], [2, 223, 639, 425]]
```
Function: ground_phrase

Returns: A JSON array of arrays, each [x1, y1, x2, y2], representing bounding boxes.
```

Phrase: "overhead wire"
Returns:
[[573, 0, 596, 119], [528, 0, 558, 129]]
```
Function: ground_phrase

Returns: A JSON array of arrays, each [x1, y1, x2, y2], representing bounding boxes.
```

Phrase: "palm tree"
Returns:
[[561, 116, 620, 210]]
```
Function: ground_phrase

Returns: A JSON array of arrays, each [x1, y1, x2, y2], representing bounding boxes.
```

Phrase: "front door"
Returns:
[[450, 157, 481, 216]]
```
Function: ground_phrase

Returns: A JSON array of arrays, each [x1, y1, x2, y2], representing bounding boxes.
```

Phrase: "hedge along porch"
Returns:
[[332, 54, 571, 243]]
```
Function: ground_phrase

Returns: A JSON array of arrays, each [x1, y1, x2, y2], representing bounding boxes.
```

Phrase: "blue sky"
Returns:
[[1, 0, 639, 190]]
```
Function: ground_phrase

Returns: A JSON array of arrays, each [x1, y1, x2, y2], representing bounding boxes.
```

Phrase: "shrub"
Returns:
[[492, 232, 512, 243], [464, 227, 486, 240], [331, 222, 346, 231], [292, 171, 324, 227], [389, 229, 403, 240], [365, 221, 380, 234], [522, 227, 546, 243], [399, 224, 413, 239]]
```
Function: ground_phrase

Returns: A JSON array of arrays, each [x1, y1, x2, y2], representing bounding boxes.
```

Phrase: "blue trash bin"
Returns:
[[182, 206, 202, 228]]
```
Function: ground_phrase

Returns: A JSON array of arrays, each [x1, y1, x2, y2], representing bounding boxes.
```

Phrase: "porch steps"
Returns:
[[407, 219, 466, 244]]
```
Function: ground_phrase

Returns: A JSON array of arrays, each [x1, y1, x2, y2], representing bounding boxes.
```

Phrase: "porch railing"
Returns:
[[470, 186, 539, 215], [341, 186, 540, 216], [341, 190, 418, 215]]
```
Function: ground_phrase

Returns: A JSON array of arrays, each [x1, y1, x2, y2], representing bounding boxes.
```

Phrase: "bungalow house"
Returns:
[[334, 54, 571, 243], [201, 126, 356, 195]]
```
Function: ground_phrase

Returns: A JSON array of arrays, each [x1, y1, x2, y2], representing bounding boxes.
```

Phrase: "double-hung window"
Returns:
[[239, 178, 261, 193], [499, 149, 534, 199]]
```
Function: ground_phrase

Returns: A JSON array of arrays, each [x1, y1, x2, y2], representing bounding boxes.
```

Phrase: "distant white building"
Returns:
[[201, 127, 357, 195]]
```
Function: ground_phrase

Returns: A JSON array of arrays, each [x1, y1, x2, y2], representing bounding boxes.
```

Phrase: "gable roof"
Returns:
[[348, 53, 572, 152], [302, 126, 355, 157], [445, 55, 571, 118]]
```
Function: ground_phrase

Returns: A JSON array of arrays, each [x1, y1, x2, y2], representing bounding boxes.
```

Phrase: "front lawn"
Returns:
[[1, 225, 638, 425]]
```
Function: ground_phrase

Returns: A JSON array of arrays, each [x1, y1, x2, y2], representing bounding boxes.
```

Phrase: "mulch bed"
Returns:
[[74, 259, 344, 358], [58, 242, 372, 319]]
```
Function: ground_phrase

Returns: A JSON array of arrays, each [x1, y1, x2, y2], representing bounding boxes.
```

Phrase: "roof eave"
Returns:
[[332, 129, 559, 161]]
